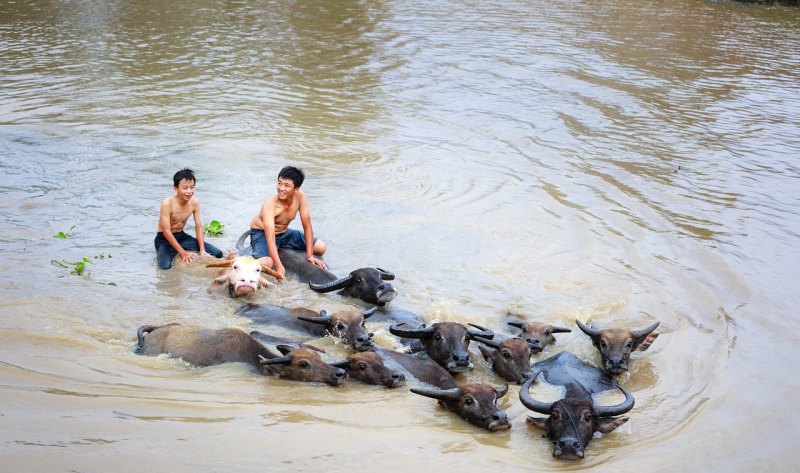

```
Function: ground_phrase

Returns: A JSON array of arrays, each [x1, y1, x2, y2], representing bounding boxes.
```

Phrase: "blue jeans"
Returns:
[[250, 228, 316, 259], [154, 231, 223, 270]]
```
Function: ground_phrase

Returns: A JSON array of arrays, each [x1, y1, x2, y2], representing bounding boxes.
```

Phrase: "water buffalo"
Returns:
[[507, 320, 572, 353], [520, 351, 635, 459], [330, 351, 407, 388], [236, 230, 397, 306], [250, 330, 326, 353], [388, 322, 494, 374], [575, 319, 660, 375], [473, 336, 533, 384], [135, 323, 346, 385], [236, 303, 377, 352], [411, 383, 511, 432], [204, 255, 282, 297]]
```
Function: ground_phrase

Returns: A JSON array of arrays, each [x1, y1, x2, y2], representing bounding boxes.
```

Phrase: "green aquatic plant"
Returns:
[[51, 253, 112, 280], [204, 219, 225, 237], [54, 226, 76, 239]]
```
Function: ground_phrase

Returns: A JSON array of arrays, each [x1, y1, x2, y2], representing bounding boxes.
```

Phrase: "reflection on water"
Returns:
[[2, 0, 800, 471]]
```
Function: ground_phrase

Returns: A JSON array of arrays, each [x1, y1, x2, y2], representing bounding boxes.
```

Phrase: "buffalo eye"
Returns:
[[300, 361, 310, 368], [233, 265, 239, 270], [358, 362, 367, 370], [434, 334, 442, 340], [625, 340, 633, 349], [551, 411, 561, 421], [544, 330, 551, 336], [336, 323, 345, 330], [255, 267, 261, 272], [464, 397, 474, 406], [502, 351, 511, 359], [582, 412, 593, 423], [355, 277, 362, 283], [600, 339, 608, 349]]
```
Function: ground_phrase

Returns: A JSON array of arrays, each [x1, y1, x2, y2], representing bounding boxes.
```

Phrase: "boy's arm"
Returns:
[[159, 200, 194, 264], [192, 200, 206, 255], [298, 195, 327, 269], [260, 198, 285, 277]]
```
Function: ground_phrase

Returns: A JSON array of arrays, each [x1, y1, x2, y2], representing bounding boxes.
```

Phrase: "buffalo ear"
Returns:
[[596, 416, 629, 434], [477, 344, 496, 362], [526, 416, 549, 430], [635, 333, 659, 352]]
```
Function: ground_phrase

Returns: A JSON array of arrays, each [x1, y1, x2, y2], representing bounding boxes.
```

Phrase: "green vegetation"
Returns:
[[53, 226, 76, 239], [204, 219, 225, 237], [52, 253, 112, 281]]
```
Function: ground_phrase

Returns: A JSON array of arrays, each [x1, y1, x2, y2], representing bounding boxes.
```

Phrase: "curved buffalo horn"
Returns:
[[362, 307, 378, 319], [376, 268, 395, 281], [576, 319, 601, 338], [552, 326, 572, 334], [507, 321, 524, 329], [205, 260, 234, 268], [389, 323, 435, 339], [309, 274, 353, 293], [467, 323, 494, 340], [595, 385, 635, 417], [297, 310, 331, 325], [410, 386, 461, 401], [631, 321, 660, 340], [495, 384, 509, 398], [276, 344, 294, 355], [472, 336, 501, 349], [518, 372, 553, 414], [259, 355, 292, 366], [259, 264, 283, 281]]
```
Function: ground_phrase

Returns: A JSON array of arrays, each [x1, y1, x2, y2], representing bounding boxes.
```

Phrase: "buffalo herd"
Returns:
[[140, 249, 660, 460]]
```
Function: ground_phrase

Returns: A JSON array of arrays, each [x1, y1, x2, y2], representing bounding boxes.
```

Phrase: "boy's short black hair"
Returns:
[[278, 166, 305, 188], [173, 168, 196, 187]]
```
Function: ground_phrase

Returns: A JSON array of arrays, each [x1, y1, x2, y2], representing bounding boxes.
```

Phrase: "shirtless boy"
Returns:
[[154, 168, 226, 270], [249, 166, 327, 278]]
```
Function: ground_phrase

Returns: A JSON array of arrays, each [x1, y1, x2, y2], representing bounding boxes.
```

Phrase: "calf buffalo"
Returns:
[[507, 320, 571, 353], [473, 336, 533, 384], [135, 324, 346, 385], [330, 351, 406, 388], [411, 383, 511, 432], [236, 303, 377, 352], [575, 319, 660, 375]]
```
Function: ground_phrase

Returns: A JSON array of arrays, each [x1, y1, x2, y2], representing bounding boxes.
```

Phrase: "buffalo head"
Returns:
[[309, 268, 397, 306], [520, 372, 634, 459], [206, 256, 282, 297], [507, 320, 571, 353], [474, 336, 533, 384], [259, 345, 346, 386], [576, 319, 660, 375], [297, 307, 377, 352], [411, 383, 511, 431], [331, 351, 406, 388], [389, 322, 494, 374]]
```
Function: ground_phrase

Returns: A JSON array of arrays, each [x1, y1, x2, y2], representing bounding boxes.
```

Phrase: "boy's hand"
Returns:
[[180, 252, 196, 264], [308, 256, 328, 270], [275, 264, 286, 279]]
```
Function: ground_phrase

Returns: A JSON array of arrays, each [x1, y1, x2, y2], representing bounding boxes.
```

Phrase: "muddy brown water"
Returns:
[[2, 0, 799, 471]]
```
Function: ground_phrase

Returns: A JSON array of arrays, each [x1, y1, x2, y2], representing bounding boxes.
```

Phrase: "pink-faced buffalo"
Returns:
[[204, 255, 282, 297], [135, 324, 346, 385], [520, 351, 634, 459], [575, 319, 660, 375], [389, 322, 494, 374]]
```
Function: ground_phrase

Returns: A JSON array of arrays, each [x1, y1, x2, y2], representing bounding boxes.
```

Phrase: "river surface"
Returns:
[[2, 0, 800, 472]]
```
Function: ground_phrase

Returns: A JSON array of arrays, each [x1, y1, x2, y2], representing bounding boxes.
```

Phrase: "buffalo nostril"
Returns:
[[335, 369, 345, 378], [557, 441, 566, 448], [573, 442, 581, 449]]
